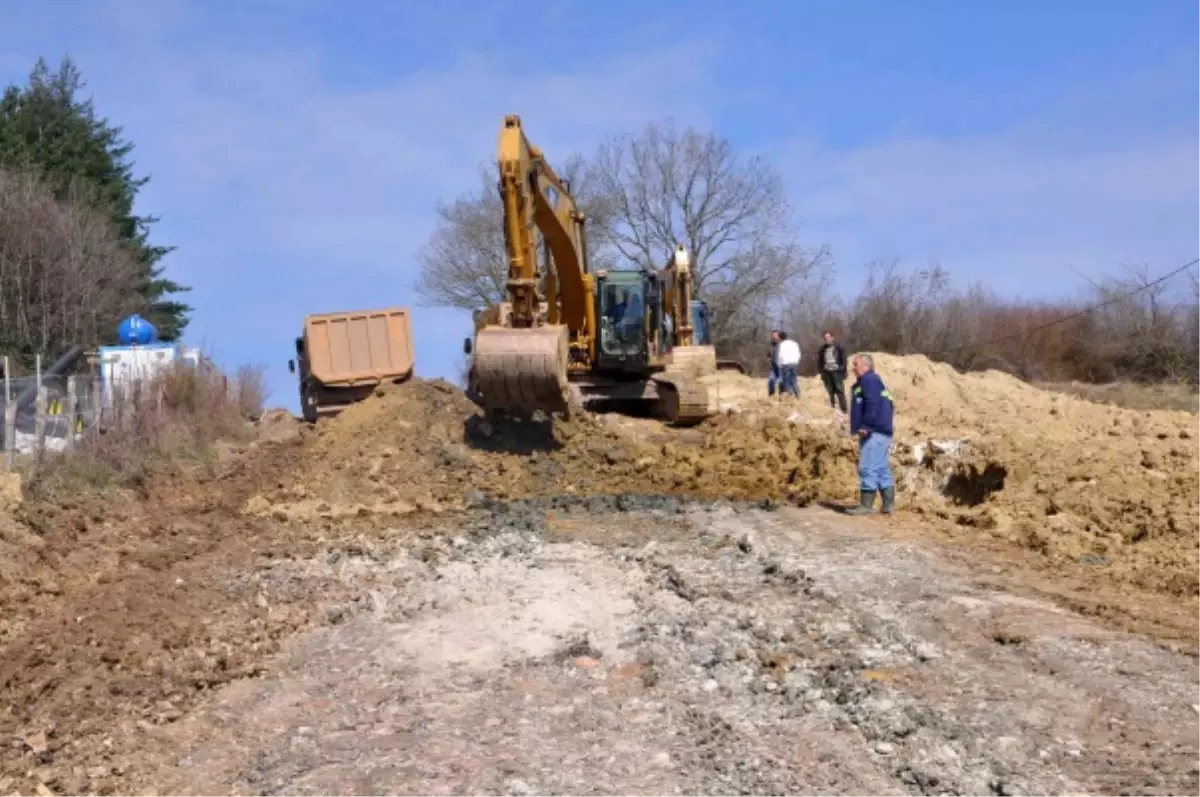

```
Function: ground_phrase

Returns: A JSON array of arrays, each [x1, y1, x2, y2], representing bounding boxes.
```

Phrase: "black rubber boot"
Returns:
[[880, 486, 896, 514], [845, 490, 876, 515]]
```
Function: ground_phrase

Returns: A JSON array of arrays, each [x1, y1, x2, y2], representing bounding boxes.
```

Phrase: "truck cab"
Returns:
[[287, 335, 319, 423]]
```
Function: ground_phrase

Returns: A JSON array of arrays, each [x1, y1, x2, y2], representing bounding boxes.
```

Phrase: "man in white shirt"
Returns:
[[776, 332, 801, 398]]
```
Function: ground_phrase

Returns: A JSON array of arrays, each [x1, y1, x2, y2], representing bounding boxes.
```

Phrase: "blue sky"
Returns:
[[2, 0, 1197, 411]]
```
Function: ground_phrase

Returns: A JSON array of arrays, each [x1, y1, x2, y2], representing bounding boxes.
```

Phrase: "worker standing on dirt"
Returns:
[[817, 331, 848, 413], [768, 330, 782, 396], [846, 353, 895, 515], [776, 332, 801, 398]]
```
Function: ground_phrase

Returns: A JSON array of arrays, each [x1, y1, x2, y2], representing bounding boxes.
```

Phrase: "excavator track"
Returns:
[[473, 324, 570, 418], [654, 375, 713, 426], [651, 343, 721, 426]]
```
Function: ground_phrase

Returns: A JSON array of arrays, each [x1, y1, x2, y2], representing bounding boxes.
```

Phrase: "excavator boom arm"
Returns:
[[497, 115, 591, 333], [470, 115, 595, 419]]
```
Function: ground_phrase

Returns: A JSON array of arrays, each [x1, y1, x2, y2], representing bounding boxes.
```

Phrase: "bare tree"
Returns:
[[1090, 263, 1199, 382], [414, 120, 830, 370], [1187, 270, 1199, 379], [414, 155, 615, 311], [0, 166, 144, 367], [587, 121, 829, 346]]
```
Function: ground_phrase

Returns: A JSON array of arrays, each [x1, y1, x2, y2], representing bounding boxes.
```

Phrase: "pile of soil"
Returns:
[[250, 379, 857, 522], [255, 357, 1198, 606], [0, 428, 316, 796], [701, 356, 1200, 601]]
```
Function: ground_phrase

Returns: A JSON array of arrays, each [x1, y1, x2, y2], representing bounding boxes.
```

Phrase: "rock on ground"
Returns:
[[129, 504, 1198, 796]]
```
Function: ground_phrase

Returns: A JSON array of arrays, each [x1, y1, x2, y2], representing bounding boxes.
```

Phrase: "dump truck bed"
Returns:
[[304, 308, 414, 387]]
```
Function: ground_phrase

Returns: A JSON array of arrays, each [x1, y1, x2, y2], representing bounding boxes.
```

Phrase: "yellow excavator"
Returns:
[[463, 114, 743, 425]]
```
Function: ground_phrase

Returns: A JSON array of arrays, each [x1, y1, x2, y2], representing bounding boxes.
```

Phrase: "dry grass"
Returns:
[[1036, 380, 1199, 414], [24, 361, 267, 498]]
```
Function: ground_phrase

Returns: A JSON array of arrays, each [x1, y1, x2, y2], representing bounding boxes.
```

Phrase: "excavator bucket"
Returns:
[[472, 324, 571, 418]]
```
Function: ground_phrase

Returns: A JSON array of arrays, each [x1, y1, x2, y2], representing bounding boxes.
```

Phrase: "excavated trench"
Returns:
[[942, 462, 1009, 507]]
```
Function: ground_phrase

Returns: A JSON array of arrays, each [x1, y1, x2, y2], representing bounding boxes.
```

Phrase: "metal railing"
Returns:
[[1, 374, 97, 465]]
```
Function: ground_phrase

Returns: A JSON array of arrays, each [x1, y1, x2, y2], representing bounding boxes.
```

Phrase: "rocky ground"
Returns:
[[124, 499, 1200, 795], [0, 365, 1196, 796]]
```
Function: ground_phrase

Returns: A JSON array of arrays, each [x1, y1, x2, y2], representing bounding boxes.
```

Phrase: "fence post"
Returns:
[[34, 385, 47, 459], [111, 384, 123, 432], [4, 402, 15, 470], [65, 376, 79, 452], [130, 380, 142, 430]]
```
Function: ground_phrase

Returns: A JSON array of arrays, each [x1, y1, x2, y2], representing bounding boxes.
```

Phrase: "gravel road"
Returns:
[[121, 500, 1199, 796]]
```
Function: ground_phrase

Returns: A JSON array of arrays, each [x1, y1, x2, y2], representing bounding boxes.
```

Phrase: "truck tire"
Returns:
[[301, 381, 319, 424], [465, 368, 484, 408]]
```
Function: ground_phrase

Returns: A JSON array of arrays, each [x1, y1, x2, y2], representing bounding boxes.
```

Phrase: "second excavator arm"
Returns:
[[659, 244, 696, 347]]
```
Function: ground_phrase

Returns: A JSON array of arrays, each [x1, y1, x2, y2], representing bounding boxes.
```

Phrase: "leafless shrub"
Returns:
[[809, 261, 1199, 385], [1188, 271, 1199, 369], [25, 361, 262, 498], [0, 166, 144, 363], [839, 260, 951, 356], [232, 364, 268, 420]]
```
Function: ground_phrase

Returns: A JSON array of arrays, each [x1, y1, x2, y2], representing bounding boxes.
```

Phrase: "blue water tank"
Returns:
[[118, 314, 159, 345]]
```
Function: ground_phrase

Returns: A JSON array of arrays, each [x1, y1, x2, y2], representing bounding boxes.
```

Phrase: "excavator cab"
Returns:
[[595, 271, 651, 368], [593, 269, 716, 370]]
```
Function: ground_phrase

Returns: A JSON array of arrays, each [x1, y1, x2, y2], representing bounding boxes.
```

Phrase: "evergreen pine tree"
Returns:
[[0, 56, 191, 340]]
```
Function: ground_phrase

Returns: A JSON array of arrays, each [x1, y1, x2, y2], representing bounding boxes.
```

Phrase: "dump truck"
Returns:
[[288, 307, 415, 423]]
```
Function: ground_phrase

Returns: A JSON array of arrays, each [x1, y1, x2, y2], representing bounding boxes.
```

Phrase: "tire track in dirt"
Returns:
[[124, 503, 1199, 795]]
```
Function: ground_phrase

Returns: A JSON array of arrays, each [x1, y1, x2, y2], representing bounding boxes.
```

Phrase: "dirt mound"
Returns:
[[253, 359, 1197, 607], [699, 355, 1200, 601], [0, 430, 317, 796], [864, 354, 1198, 599], [251, 378, 858, 522]]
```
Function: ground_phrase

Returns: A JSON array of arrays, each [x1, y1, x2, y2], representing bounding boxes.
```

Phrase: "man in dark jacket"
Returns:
[[817, 331, 848, 413], [846, 353, 895, 515], [767, 330, 781, 397]]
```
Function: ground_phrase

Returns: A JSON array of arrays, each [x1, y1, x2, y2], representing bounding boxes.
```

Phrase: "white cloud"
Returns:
[[4, 0, 1195, 410], [784, 130, 1199, 296], [115, 39, 718, 265], [28, 8, 720, 406]]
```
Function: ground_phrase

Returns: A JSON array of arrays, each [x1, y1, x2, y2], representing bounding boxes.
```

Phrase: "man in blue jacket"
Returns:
[[846, 353, 895, 515]]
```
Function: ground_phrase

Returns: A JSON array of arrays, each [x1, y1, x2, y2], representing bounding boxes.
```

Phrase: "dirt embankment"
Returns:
[[250, 379, 857, 515], [861, 355, 1197, 598], [0, 354, 1195, 795], [245, 357, 1198, 639], [0, 422, 320, 795]]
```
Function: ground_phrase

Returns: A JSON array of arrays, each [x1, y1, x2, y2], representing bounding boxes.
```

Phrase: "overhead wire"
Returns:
[[924, 257, 1200, 358]]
